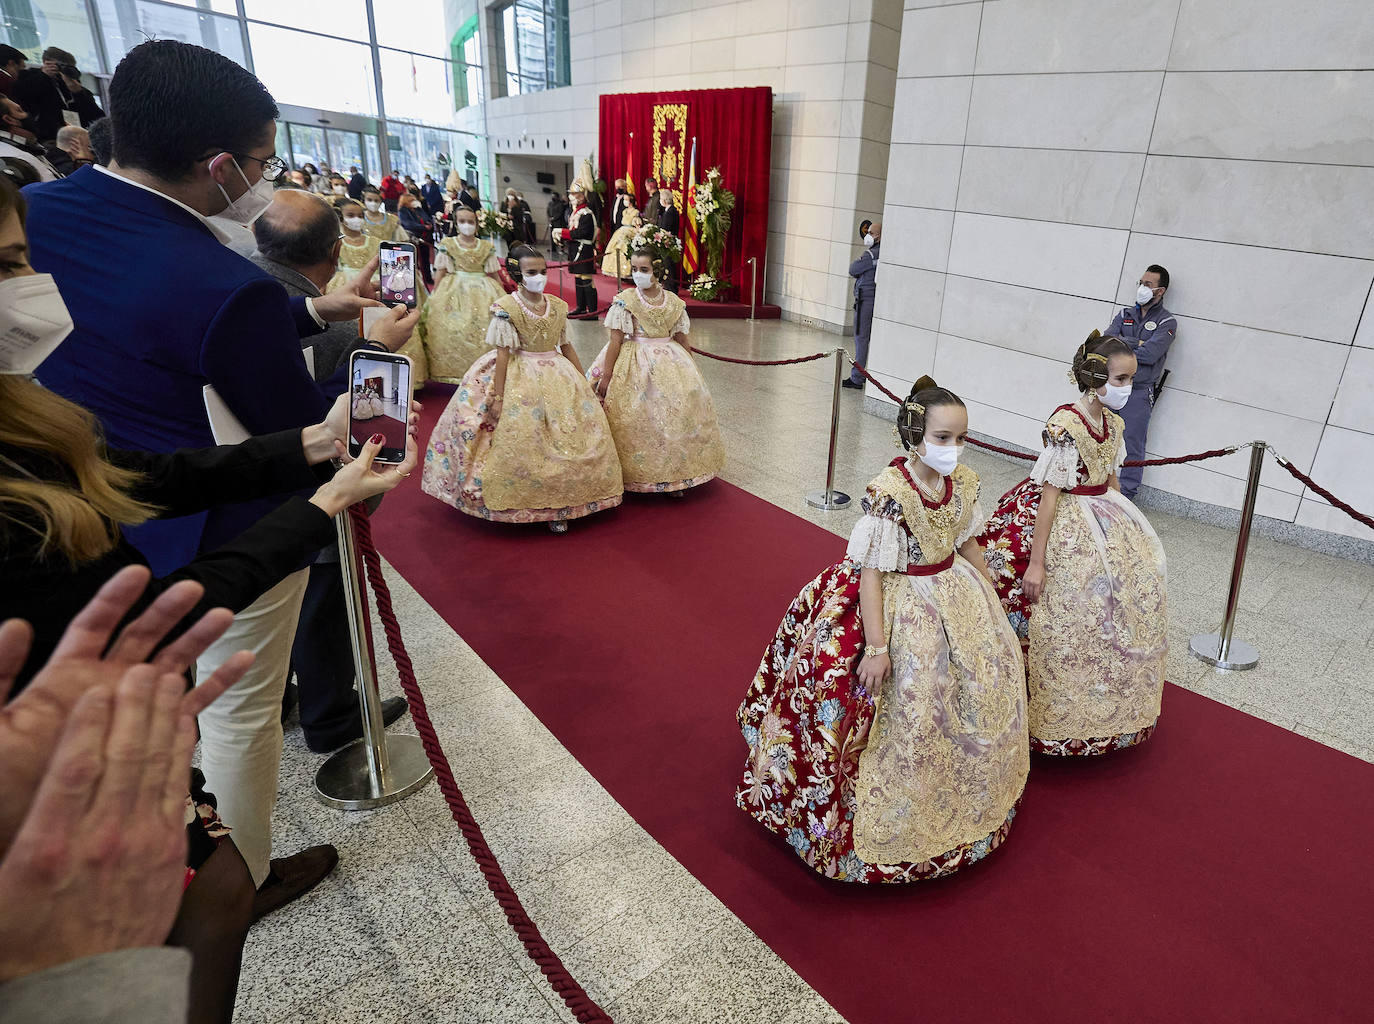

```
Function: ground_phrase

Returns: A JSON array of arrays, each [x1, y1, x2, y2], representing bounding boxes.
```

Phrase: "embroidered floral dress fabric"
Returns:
[[978, 403, 1168, 755], [418, 237, 505, 382], [736, 461, 1029, 883], [588, 288, 726, 492], [420, 293, 624, 523]]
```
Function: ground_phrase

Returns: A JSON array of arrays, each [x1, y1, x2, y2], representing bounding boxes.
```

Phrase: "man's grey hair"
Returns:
[[252, 194, 340, 267], [55, 125, 87, 152]]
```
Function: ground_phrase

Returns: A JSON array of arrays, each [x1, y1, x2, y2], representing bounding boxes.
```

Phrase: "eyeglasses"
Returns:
[[198, 151, 288, 181]]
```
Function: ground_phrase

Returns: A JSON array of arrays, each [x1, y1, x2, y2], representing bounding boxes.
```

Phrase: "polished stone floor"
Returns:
[[236, 316, 1374, 1024]]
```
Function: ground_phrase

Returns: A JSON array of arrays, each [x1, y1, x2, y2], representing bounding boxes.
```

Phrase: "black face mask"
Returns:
[[616, 187, 626, 194]]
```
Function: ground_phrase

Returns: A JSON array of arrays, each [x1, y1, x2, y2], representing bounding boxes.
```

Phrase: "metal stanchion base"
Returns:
[[314, 734, 435, 811], [806, 489, 851, 510], [1189, 632, 1260, 671]]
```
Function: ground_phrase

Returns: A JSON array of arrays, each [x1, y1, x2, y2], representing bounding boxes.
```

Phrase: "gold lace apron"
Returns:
[[421, 237, 504, 381]]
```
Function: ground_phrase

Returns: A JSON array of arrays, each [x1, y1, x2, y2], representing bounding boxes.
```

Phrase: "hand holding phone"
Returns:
[[379, 241, 417, 310], [348, 350, 413, 464]]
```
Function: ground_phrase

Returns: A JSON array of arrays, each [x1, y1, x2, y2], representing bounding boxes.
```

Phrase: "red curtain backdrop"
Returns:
[[599, 88, 772, 305]]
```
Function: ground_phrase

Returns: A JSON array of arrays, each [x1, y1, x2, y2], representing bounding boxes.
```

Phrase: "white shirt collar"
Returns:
[[94, 164, 238, 245]]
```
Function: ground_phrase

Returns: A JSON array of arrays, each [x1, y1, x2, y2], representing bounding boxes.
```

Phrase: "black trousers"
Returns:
[[289, 556, 362, 748]]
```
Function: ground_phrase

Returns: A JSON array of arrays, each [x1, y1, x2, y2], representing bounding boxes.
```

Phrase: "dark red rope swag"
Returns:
[[346, 506, 615, 1024], [1271, 452, 1374, 532]]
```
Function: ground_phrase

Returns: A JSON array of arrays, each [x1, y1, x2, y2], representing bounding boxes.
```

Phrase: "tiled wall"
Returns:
[[453, 0, 905, 332], [867, 0, 1374, 543]]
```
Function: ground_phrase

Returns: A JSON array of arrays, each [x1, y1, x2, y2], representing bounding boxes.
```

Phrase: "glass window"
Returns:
[[285, 124, 327, 169], [494, 0, 568, 97], [327, 128, 365, 177], [450, 14, 481, 111], [243, 0, 368, 40], [247, 23, 376, 115], [363, 132, 381, 182], [93, 0, 246, 70], [378, 48, 453, 127], [373, 0, 449, 59]]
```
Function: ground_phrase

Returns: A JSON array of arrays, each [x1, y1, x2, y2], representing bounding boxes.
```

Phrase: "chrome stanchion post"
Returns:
[[747, 257, 758, 321], [1190, 441, 1265, 671], [805, 349, 852, 511], [315, 511, 434, 810]]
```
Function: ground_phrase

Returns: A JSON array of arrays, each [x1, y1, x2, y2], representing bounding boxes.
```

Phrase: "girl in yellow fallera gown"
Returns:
[[417, 205, 506, 382], [588, 249, 725, 494], [421, 245, 623, 532], [360, 185, 408, 242]]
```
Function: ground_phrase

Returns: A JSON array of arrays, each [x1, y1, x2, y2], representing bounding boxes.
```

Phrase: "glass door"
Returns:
[[325, 128, 365, 178]]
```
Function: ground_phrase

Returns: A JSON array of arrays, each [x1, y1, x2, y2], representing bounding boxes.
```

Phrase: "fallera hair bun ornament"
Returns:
[[896, 376, 937, 451], [1070, 329, 1110, 390]]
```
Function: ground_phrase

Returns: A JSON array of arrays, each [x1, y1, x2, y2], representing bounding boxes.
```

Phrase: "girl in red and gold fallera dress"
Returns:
[[736, 379, 1028, 883], [977, 333, 1168, 756]]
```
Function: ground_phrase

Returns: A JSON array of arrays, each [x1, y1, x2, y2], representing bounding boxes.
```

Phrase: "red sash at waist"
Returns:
[[903, 553, 955, 576], [1067, 482, 1110, 496]]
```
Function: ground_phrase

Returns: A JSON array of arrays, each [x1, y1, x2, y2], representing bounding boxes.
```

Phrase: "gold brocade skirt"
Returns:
[[421, 349, 623, 523], [419, 270, 505, 382], [1028, 489, 1168, 748], [851, 560, 1029, 868], [587, 335, 726, 492]]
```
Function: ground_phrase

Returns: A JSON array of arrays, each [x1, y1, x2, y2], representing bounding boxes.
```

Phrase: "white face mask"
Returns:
[[457, 221, 477, 236], [917, 440, 962, 477], [632, 270, 655, 289], [214, 157, 273, 226], [863, 233, 875, 247], [364, 200, 381, 213], [0, 274, 74, 373], [522, 273, 547, 294], [332, 184, 347, 195], [1135, 283, 1155, 306], [1099, 383, 1132, 410], [343, 216, 365, 232]]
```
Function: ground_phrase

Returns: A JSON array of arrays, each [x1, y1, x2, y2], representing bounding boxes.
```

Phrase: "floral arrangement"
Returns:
[[692, 166, 735, 279], [629, 222, 683, 271], [479, 206, 512, 238], [688, 274, 729, 302]]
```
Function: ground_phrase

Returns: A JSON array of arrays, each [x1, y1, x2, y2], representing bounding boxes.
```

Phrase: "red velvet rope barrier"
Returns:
[[1270, 451, 1374, 531], [346, 506, 614, 1024], [693, 348, 833, 367]]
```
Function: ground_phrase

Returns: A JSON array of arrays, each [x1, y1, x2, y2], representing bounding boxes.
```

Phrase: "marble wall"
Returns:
[[867, 0, 1374, 543], [452, 0, 904, 332]]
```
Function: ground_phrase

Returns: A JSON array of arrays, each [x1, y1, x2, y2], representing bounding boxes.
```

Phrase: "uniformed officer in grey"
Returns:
[[843, 219, 880, 389], [1104, 263, 1177, 499]]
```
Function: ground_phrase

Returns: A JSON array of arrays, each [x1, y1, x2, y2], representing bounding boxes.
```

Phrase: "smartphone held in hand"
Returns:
[[379, 240, 418, 310], [348, 350, 412, 464]]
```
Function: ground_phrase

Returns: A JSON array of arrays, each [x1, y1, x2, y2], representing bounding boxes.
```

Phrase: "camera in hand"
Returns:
[[58, 64, 81, 79]]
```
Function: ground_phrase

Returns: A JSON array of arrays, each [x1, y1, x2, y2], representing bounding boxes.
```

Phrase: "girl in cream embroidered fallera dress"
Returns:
[[417, 206, 506, 382], [421, 248, 623, 530], [588, 252, 725, 493], [978, 334, 1168, 756], [736, 380, 1028, 883]]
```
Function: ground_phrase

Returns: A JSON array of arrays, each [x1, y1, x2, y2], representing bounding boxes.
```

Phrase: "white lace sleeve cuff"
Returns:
[[672, 310, 691, 337], [484, 253, 500, 274], [1112, 440, 1126, 475], [957, 498, 990, 548], [434, 250, 453, 273], [1029, 441, 1080, 490], [604, 301, 635, 335], [846, 515, 904, 571], [486, 311, 521, 350]]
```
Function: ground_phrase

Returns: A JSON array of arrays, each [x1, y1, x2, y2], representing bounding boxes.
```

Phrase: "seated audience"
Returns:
[[45, 124, 92, 176]]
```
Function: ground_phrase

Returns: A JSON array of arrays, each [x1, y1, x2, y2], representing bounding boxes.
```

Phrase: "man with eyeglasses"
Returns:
[[1104, 264, 1178, 499], [23, 40, 386, 918]]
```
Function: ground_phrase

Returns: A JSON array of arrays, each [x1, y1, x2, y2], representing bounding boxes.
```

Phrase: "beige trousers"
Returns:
[[195, 568, 310, 887]]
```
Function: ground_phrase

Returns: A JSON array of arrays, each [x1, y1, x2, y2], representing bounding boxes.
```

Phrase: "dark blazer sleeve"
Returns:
[[107, 429, 333, 519], [74, 89, 103, 125], [289, 295, 327, 338]]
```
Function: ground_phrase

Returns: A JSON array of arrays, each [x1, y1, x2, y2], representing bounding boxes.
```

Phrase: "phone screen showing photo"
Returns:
[[348, 353, 412, 464], [379, 244, 417, 309]]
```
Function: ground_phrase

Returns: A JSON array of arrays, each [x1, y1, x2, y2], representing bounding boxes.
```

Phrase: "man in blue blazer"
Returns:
[[25, 40, 384, 912]]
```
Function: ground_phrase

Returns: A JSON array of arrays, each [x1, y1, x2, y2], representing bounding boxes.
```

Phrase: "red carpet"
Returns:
[[546, 267, 781, 319], [349, 409, 407, 452], [377, 385, 1373, 1023]]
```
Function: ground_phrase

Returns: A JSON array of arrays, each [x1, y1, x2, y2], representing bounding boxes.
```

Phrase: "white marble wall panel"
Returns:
[[898, 3, 981, 77], [1134, 156, 1374, 260], [938, 276, 1117, 361], [1355, 306, 1374, 351], [955, 147, 1145, 229], [866, 323, 938, 381], [1296, 427, 1374, 541], [1330, 346, 1374, 436], [1161, 323, 1347, 413], [890, 76, 972, 145], [1144, 460, 1301, 522], [965, 73, 1162, 152], [1152, 71, 1374, 167], [883, 143, 963, 211], [947, 213, 1129, 300], [931, 334, 1069, 421], [974, 0, 1179, 74], [1115, 234, 1373, 345], [871, 264, 945, 331], [1170, 0, 1374, 72], [960, 397, 1049, 453], [880, 206, 954, 272]]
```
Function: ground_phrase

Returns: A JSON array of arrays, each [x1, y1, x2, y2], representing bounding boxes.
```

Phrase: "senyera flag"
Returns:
[[626, 132, 635, 202], [683, 136, 700, 276]]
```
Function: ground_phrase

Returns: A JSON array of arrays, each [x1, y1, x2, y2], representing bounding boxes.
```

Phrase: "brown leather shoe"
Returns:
[[251, 844, 339, 921]]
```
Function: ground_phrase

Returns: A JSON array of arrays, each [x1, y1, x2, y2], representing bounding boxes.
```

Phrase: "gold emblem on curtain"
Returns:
[[652, 103, 689, 211]]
